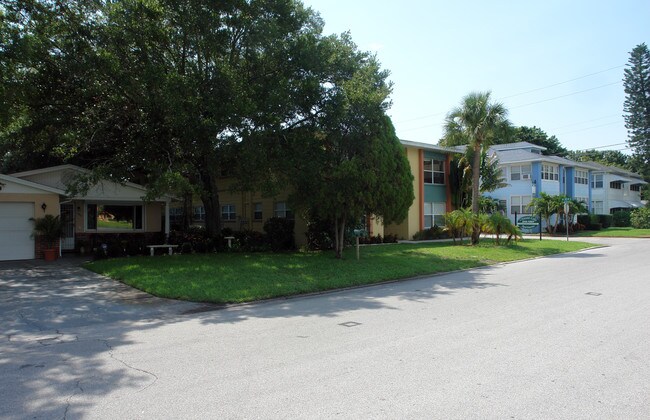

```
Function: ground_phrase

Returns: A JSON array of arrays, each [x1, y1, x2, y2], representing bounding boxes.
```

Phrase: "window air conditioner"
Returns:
[[522, 174, 531, 180]]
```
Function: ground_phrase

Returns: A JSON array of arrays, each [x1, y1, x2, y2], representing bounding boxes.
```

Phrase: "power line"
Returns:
[[395, 64, 625, 125], [509, 81, 622, 110], [498, 65, 625, 100], [583, 142, 628, 150], [548, 114, 620, 131], [555, 121, 622, 136]]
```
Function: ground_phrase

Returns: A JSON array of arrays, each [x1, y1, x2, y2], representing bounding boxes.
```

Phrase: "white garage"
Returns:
[[0, 174, 64, 261], [0, 202, 35, 260]]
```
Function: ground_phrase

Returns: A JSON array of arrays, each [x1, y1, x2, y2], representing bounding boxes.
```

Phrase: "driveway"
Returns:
[[1, 238, 649, 419]]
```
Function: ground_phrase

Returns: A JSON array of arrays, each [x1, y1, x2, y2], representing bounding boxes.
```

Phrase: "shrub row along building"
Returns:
[[0, 141, 646, 260]]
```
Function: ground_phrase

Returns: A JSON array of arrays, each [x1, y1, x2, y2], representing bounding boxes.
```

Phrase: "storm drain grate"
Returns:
[[585, 292, 602, 296], [339, 321, 362, 327]]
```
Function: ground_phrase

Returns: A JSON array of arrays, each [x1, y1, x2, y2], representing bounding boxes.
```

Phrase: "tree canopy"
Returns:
[[623, 43, 650, 199], [1, 0, 412, 248], [510, 126, 569, 157]]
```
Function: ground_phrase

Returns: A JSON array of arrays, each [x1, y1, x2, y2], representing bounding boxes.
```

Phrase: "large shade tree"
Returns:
[[443, 92, 511, 244], [253, 35, 414, 258], [1, 0, 329, 236]]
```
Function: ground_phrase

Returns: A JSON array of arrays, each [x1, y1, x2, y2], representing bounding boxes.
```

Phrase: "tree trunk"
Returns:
[[333, 217, 346, 259], [471, 143, 482, 245], [198, 169, 221, 237], [182, 192, 193, 230]]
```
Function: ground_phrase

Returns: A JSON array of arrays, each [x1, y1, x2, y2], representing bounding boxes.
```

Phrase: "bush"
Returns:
[[232, 230, 270, 252], [577, 214, 590, 226], [305, 218, 334, 250], [631, 207, 650, 228], [264, 217, 295, 251], [597, 214, 613, 228], [612, 210, 631, 227], [412, 226, 448, 240], [586, 223, 602, 231]]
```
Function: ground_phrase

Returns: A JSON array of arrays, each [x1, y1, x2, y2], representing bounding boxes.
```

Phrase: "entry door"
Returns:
[[60, 203, 75, 251]]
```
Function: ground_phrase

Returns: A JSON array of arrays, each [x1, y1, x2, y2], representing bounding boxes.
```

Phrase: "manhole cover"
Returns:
[[585, 292, 602, 296], [339, 321, 362, 327]]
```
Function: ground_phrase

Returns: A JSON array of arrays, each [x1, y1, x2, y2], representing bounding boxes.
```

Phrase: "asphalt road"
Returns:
[[1, 238, 649, 419]]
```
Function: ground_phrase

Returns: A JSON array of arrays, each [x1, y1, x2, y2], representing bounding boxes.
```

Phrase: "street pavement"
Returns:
[[0, 237, 649, 419]]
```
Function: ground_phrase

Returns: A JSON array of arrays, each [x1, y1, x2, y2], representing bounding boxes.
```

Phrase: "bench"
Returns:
[[147, 244, 179, 256]]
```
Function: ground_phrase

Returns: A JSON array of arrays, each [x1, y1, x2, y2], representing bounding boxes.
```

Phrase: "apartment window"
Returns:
[[274, 202, 294, 219], [610, 181, 623, 190], [630, 184, 641, 192], [510, 195, 532, 215], [193, 206, 205, 221], [253, 203, 263, 221], [423, 158, 445, 184], [575, 197, 588, 204], [498, 200, 507, 214], [591, 174, 603, 189], [424, 202, 446, 228], [510, 165, 531, 181], [541, 164, 559, 181], [574, 170, 589, 185], [221, 204, 236, 221], [592, 201, 604, 214], [87, 204, 143, 230]]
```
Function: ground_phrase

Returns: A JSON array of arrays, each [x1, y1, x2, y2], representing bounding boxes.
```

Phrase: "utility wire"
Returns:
[[509, 81, 622, 110], [555, 121, 622, 135], [395, 64, 625, 124], [548, 114, 621, 130], [498, 65, 625, 100]]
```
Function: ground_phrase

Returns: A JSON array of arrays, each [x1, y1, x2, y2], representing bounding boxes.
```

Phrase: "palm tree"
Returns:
[[443, 92, 511, 245], [528, 192, 561, 234]]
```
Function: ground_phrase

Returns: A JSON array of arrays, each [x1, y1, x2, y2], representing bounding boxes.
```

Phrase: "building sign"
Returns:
[[517, 216, 539, 234]]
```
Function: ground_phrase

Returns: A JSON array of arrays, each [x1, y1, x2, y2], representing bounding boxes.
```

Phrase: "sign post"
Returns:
[[353, 229, 368, 260], [563, 199, 570, 241]]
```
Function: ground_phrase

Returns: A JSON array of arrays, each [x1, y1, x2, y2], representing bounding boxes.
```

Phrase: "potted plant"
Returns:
[[31, 215, 64, 261]]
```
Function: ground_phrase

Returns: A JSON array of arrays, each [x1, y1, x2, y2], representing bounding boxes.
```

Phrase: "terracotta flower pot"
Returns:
[[43, 248, 57, 262]]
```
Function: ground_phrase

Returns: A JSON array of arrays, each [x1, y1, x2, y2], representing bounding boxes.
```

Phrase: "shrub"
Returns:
[[412, 226, 448, 240], [612, 210, 631, 227], [305, 218, 334, 250], [597, 214, 613, 228], [577, 214, 590, 226], [232, 230, 270, 252], [631, 207, 650, 228], [264, 217, 295, 251], [383, 234, 398, 243]]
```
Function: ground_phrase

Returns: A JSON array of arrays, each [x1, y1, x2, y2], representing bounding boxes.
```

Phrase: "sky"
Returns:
[[301, 0, 650, 153]]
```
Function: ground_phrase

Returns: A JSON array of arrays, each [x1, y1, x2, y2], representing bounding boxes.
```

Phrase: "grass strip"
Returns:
[[85, 239, 597, 304]]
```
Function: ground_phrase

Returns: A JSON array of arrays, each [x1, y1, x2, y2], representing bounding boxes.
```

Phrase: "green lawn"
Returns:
[[85, 240, 598, 304], [574, 227, 650, 238]]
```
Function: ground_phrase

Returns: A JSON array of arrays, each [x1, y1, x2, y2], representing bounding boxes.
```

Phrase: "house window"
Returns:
[[498, 200, 507, 214], [87, 204, 143, 230], [510, 165, 531, 181], [592, 201, 604, 214], [274, 202, 294, 219], [574, 170, 589, 185], [253, 203, 263, 221], [193, 206, 205, 221], [591, 174, 603, 189], [630, 184, 641, 192], [609, 181, 623, 190], [424, 202, 446, 228], [221, 204, 236, 221], [510, 195, 532, 215], [169, 207, 184, 224], [423, 159, 445, 184], [575, 197, 588, 204], [541, 164, 559, 181]]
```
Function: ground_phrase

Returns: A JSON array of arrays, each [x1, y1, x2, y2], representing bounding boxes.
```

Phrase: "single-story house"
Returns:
[[0, 165, 171, 261]]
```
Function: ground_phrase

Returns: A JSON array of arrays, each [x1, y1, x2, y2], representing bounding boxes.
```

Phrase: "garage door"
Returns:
[[0, 202, 35, 261]]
